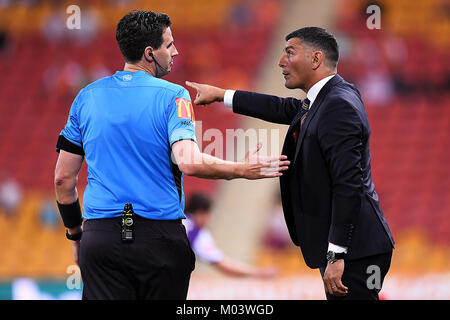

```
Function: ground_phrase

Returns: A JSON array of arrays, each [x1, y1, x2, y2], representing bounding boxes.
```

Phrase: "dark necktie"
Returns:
[[292, 98, 311, 143]]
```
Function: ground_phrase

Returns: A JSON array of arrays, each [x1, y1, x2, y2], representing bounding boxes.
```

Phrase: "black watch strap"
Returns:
[[66, 230, 82, 241], [334, 252, 346, 260], [327, 250, 347, 264]]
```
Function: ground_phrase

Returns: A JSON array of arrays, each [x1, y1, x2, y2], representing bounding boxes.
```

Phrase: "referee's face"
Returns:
[[151, 27, 179, 77], [278, 37, 311, 91]]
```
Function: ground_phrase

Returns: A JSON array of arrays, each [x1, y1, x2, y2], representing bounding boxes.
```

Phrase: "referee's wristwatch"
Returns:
[[326, 251, 346, 264], [66, 229, 82, 241]]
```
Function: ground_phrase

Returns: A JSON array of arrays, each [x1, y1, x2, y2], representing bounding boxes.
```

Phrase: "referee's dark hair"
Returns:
[[116, 10, 171, 63], [185, 193, 212, 214], [286, 27, 339, 69]]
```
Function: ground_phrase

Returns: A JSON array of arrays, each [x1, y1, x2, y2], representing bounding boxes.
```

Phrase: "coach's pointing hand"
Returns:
[[186, 81, 226, 105]]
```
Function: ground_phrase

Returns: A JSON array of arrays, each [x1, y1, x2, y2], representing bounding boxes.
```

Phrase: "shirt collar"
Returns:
[[115, 70, 151, 77], [306, 74, 336, 107]]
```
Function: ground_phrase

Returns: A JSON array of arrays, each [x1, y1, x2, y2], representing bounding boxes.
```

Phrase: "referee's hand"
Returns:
[[68, 226, 82, 266], [241, 142, 290, 179], [186, 81, 226, 105]]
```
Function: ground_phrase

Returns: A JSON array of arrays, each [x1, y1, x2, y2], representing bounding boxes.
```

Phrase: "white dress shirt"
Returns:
[[305, 74, 335, 107], [223, 75, 347, 254]]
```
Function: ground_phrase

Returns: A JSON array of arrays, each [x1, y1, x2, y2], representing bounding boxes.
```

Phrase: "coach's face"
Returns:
[[278, 37, 313, 91], [149, 27, 178, 77]]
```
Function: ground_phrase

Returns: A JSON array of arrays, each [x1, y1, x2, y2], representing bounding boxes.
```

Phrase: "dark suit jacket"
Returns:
[[232, 74, 394, 268]]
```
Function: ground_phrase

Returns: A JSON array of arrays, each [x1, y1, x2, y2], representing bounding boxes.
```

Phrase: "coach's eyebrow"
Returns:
[[284, 46, 295, 52]]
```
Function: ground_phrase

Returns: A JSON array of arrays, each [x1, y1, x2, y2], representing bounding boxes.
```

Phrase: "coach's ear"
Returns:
[[311, 50, 324, 70]]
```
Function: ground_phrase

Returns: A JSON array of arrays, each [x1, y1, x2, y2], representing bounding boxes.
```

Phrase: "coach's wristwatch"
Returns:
[[326, 251, 346, 264]]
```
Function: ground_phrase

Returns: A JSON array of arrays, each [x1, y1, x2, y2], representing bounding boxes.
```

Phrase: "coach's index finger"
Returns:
[[185, 81, 200, 91], [185, 81, 205, 105]]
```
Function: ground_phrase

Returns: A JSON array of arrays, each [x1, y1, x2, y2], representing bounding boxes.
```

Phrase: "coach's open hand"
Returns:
[[185, 81, 226, 105]]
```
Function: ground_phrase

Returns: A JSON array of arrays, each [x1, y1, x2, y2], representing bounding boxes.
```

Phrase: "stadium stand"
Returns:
[[336, 0, 449, 245]]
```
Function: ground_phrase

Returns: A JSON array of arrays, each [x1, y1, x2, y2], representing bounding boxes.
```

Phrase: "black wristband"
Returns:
[[66, 229, 82, 241], [57, 199, 83, 229]]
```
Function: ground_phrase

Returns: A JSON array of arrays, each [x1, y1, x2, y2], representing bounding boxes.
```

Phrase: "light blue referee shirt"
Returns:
[[60, 70, 197, 220]]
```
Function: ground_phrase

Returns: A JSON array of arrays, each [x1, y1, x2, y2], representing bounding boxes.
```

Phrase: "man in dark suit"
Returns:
[[186, 27, 394, 300]]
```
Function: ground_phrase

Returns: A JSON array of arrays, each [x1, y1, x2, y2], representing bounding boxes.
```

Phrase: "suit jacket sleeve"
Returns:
[[232, 90, 301, 125], [318, 99, 363, 247]]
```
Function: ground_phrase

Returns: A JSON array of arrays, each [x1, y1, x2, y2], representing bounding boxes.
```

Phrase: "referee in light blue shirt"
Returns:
[[54, 10, 290, 300], [60, 70, 195, 221]]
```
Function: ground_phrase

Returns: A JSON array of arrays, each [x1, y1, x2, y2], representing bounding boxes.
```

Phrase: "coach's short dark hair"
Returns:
[[186, 193, 212, 214], [116, 10, 171, 63], [286, 27, 339, 69]]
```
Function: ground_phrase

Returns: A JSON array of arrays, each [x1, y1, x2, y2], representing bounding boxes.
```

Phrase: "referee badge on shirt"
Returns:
[[176, 98, 195, 122]]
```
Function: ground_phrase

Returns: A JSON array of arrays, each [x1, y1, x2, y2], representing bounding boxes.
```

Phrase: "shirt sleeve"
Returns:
[[57, 92, 85, 155], [223, 90, 236, 108], [60, 92, 83, 148], [167, 88, 197, 147], [328, 242, 348, 254]]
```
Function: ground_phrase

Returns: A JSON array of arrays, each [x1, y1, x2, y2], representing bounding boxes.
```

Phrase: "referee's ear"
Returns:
[[144, 47, 154, 62]]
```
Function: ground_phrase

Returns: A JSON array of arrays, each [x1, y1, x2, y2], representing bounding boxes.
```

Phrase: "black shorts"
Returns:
[[78, 215, 195, 300]]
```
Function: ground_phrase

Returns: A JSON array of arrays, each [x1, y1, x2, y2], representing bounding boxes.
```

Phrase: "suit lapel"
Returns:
[[287, 108, 305, 133], [293, 75, 344, 164]]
